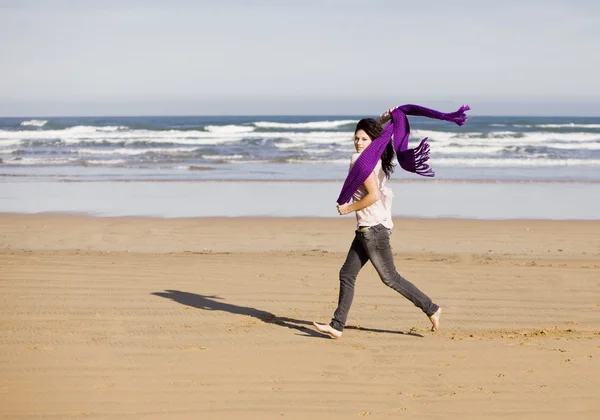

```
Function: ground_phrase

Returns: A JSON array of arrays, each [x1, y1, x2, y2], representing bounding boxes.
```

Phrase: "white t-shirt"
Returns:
[[349, 153, 394, 229]]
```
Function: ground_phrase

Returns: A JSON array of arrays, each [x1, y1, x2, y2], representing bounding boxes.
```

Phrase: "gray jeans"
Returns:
[[331, 224, 439, 332]]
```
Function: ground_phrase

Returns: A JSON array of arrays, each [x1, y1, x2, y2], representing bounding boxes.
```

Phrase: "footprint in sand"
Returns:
[[444, 391, 457, 397], [25, 345, 56, 351], [93, 383, 115, 390], [169, 380, 208, 388]]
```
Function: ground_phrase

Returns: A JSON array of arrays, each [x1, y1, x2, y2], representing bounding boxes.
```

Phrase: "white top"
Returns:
[[350, 153, 394, 229]]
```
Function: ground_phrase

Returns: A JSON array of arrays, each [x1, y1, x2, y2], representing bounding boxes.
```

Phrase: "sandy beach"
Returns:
[[1, 214, 599, 419]]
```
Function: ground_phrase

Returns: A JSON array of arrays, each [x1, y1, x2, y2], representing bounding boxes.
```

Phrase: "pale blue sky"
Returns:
[[1, 0, 599, 116]]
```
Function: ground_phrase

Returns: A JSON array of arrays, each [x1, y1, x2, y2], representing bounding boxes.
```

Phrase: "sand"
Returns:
[[1, 214, 599, 419]]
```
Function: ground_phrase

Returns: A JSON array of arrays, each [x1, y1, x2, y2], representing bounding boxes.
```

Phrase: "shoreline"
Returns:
[[2, 180, 600, 220], [4, 176, 600, 184], [2, 211, 600, 221]]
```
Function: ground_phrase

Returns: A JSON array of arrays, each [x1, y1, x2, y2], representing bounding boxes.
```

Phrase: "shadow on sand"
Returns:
[[152, 289, 423, 339]]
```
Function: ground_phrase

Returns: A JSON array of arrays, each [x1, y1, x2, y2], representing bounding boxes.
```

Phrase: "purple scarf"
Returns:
[[336, 104, 470, 205]]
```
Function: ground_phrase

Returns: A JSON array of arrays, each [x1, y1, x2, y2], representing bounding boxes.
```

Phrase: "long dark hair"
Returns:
[[355, 118, 396, 179]]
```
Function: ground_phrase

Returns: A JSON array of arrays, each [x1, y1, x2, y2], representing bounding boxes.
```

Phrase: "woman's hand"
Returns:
[[336, 203, 351, 215], [336, 172, 380, 216], [378, 106, 397, 123]]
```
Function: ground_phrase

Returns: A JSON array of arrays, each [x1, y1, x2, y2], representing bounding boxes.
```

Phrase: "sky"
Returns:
[[1, 0, 599, 116]]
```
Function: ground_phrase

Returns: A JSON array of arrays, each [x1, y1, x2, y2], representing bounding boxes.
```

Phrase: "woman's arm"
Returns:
[[337, 172, 380, 215]]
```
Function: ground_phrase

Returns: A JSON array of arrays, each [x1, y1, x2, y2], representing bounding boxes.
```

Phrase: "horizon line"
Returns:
[[3, 113, 600, 118]]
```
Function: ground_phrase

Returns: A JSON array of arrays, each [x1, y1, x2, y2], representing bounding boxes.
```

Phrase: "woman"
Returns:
[[312, 108, 442, 339]]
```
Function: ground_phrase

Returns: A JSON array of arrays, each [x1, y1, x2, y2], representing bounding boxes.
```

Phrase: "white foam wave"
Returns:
[[434, 158, 600, 167], [501, 132, 600, 142], [254, 120, 356, 129], [20, 119, 48, 127], [85, 159, 127, 165], [227, 158, 350, 164], [412, 129, 462, 142], [435, 141, 600, 153], [203, 154, 244, 160], [175, 165, 217, 170], [0, 139, 23, 146], [99, 125, 129, 132], [0, 127, 352, 145], [2, 125, 599, 153], [0, 127, 228, 144], [274, 144, 356, 154], [204, 125, 255, 133], [434, 145, 506, 155], [59, 125, 128, 133], [539, 142, 600, 150], [274, 143, 302, 149], [489, 131, 522, 137], [304, 149, 332, 155], [75, 147, 199, 156], [2, 157, 79, 165], [537, 123, 600, 129], [414, 129, 600, 144], [228, 160, 273, 165], [284, 158, 352, 164], [265, 132, 351, 144]]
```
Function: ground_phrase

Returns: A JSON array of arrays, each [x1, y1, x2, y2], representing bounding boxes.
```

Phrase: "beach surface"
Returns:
[[1, 215, 599, 419]]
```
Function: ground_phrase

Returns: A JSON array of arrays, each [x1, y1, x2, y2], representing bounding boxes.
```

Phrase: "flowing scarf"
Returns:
[[336, 104, 470, 205]]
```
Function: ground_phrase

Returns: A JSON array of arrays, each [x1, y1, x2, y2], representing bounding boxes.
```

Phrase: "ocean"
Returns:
[[2, 115, 600, 182], [1, 115, 600, 218]]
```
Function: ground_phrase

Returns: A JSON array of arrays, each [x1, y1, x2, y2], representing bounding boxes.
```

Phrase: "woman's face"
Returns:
[[354, 129, 372, 153]]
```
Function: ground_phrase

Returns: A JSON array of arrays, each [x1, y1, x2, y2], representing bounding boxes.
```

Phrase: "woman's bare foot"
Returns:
[[312, 321, 342, 339], [429, 307, 442, 332]]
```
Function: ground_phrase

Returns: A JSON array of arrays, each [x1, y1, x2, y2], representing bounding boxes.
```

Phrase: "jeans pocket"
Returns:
[[362, 228, 375, 242], [375, 228, 391, 250]]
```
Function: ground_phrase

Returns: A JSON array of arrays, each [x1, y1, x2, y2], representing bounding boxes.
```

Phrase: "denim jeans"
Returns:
[[330, 224, 439, 332]]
